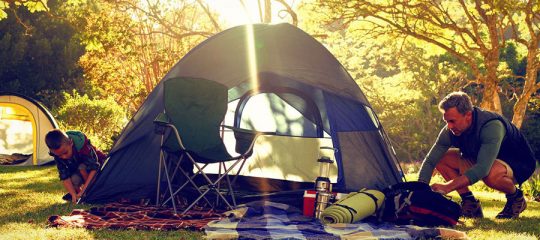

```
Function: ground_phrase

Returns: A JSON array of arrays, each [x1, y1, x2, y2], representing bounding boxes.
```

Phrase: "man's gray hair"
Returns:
[[438, 91, 473, 114]]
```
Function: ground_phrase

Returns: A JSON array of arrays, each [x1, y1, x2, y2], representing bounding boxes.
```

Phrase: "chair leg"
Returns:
[[162, 152, 177, 213], [162, 161, 213, 208], [156, 148, 164, 206], [181, 157, 239, 212], [225, 170, 236, 206], [199, 158, 245, 210], [162, 153, 213, 207]]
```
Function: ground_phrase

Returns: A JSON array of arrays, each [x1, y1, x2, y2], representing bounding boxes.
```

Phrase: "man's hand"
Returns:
[[431, 182, 452, 195], [431, 175, 472, 195]]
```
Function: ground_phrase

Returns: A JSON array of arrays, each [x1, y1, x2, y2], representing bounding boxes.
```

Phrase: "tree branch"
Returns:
[[274, 0, 297, 26], [195, 0, 221, 32]]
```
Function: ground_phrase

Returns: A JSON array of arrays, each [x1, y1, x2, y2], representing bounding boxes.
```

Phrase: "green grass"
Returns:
[[1, 166, 539, 240], [0, 165, 202, 240]]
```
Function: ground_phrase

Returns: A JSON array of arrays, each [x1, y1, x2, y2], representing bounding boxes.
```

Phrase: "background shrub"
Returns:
[[56, 91, 127, 152]]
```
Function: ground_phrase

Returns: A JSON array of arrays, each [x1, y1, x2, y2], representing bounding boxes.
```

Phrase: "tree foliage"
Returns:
[[61, 0, 219, 113], [0, 0, 48, 21], [298, 1, 539, 162], [312, 0, 540, 129], [0, 0, 86, 109]]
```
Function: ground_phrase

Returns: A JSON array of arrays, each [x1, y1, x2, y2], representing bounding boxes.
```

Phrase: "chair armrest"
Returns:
[[221, 125, 276, 136], [221, 125, 273, 156], [154, 112, 171, 135], [154, 112, 171, 125]]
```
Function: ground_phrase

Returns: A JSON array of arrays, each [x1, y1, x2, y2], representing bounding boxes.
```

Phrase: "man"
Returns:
[[45, 129, 107, 203], [418, 91, 536, 219]]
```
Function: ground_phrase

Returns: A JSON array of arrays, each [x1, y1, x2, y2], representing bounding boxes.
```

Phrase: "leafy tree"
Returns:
[[312, 0, 540, 129], [298, 2, 476, 162], [60, 0, 221, 113], [66, 0, 299, 114], [0, 0, 86, 109], [0, 0, 48, 21], [57, 91, 127, 151]]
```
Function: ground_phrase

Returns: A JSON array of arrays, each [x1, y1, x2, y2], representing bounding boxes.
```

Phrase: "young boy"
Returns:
[[45, 129, 107, 203]]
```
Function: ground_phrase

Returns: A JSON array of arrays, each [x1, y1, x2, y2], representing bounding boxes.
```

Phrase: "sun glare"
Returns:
[[205, 0, 293, 27], [245, 24, 260, 91], [205, 0, 259, 26]]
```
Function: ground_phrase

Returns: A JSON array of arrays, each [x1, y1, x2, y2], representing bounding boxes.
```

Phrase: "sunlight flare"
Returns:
[[245, 24, 259, 91]]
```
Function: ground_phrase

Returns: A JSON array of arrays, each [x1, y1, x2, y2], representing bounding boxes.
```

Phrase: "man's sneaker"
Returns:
[[496, 189, 527, 219], [460, 198, 484, 218]]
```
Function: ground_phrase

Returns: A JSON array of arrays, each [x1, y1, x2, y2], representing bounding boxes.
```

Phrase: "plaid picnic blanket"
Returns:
[[204, 201, 468, 240], [47, 202, 223, 231]]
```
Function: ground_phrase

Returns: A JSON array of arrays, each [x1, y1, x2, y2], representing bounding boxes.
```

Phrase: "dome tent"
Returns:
[[0, 92, 58, 166], [82, 23, 404, 205]]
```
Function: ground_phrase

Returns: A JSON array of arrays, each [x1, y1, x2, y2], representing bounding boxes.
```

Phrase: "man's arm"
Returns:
[[462, 120, 505, 184], [431, 120, 505, 194], [418, 128, 452, 183]]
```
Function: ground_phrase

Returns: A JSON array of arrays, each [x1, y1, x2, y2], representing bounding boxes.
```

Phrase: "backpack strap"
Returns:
[[357, 191, 381, 211], [395, 191, 414, 214]]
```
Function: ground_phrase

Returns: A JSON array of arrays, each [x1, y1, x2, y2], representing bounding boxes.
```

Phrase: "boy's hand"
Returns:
[[71, 193, 78, 204]]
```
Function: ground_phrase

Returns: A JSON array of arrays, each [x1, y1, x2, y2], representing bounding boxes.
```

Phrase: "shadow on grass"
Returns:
[[458, 216, 540, 237], [0, 165, 55, 174], [0, 201, 74, 225]]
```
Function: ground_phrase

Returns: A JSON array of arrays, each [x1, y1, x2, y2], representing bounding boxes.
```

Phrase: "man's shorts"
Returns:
[[458, 154, 516, 183]]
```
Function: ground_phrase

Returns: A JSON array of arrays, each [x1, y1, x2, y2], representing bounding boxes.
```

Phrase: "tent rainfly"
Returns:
[[82, 23, 404, 205], [0, 92, 58, 165]]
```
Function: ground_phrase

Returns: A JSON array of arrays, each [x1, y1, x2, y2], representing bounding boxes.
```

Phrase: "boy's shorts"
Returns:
[[70, 173, 83, 189], [69, 163, 88, 189]]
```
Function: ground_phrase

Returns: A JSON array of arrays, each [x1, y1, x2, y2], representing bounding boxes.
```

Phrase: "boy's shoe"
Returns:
[[62, 193, 72, 201], [496, 189, 527, 219], [460, 198, 484, 218]]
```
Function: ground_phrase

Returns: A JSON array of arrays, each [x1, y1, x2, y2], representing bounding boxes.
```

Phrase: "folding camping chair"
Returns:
[[153, 77, 260, 214]]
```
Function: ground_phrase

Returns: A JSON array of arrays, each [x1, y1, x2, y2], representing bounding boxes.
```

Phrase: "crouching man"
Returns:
[[45, 129, 107, 203], [418, 91, 536, 219]]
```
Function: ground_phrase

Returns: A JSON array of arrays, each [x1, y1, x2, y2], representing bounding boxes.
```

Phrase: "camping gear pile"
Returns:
[[204, 201, 467, 239]]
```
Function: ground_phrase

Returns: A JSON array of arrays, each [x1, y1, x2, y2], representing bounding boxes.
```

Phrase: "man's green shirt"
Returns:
[[418, 120, 506, 184]]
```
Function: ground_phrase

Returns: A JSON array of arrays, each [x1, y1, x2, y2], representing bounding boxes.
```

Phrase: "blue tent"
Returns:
[[82, 23, 403, 204]]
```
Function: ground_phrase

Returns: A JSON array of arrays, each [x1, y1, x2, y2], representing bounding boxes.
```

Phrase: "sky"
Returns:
[[204, 0, 294, 27]]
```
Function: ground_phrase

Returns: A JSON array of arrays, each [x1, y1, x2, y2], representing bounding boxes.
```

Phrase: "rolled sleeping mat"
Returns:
[[320, 189, 385, 224]]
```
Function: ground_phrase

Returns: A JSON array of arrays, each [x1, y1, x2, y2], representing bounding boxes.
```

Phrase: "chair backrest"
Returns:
[[162, 77, 231, 161]]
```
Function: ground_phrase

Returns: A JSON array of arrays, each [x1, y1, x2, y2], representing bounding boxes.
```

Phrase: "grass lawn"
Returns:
[[1, 165, 539, 240]]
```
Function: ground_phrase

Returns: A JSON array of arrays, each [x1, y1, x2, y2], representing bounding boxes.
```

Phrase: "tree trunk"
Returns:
[[512, 94, 529, 129], [512, 45, 539, 129], [478, 50, 502, 114], [479, 76, 502, 114]]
